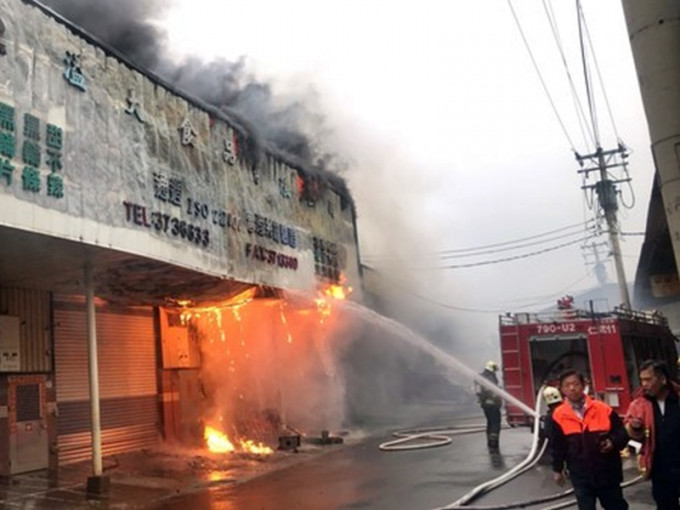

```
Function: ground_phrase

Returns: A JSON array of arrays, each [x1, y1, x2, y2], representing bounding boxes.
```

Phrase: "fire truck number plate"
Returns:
[[536, 323, 577, 334]]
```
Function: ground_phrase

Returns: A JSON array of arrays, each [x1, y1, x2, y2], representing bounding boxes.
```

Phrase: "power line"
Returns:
[[577, 0, 600, 146], [509, 268, 595, 310], [423, 235, 595, 270], [578, 1, 620, 141], [439, 227, 594, 260], [362, 224, 596, 263], [361, 266, 596, 314], [542, 0, 595, 151], [507, 0, 577, 151], [439, 220, 594, 254]]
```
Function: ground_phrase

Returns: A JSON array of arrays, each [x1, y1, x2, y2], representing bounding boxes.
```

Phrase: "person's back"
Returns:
[[477, 361, 502, 451]]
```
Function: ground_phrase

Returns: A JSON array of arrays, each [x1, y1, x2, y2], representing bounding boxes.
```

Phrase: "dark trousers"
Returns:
[[572, 481, 628, 510], [651, 474, 680, 510], [482, 405, 501, 445]]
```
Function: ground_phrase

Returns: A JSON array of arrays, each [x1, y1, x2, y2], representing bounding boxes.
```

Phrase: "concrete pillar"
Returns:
[[84, 265, 109, 495], [621, 1, 680, 269]]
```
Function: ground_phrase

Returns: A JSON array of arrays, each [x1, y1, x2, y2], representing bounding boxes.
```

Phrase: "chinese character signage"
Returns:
[[0, 101, 66, 199]]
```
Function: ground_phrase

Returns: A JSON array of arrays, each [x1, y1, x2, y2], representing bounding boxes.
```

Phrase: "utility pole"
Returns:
[[576, 145, 631, 308]]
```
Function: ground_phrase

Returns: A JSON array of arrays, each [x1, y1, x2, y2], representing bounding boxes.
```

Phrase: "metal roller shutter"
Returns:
[[53, 297, 159, 465]]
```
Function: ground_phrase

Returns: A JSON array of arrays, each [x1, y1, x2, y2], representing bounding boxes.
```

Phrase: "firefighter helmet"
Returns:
[[543, 386, 563, 406], [485, 360, 499, 372]]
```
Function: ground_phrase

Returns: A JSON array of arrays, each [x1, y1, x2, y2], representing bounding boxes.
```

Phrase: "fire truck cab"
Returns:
[[499, 306, 678, 426]]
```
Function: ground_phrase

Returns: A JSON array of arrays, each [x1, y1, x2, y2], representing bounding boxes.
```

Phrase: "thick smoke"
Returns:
[[41, 0, 344, 177], [42, 0, 168, 70]]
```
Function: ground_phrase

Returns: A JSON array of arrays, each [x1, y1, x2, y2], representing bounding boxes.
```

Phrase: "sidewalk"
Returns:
[[0, 441, 346, 509]]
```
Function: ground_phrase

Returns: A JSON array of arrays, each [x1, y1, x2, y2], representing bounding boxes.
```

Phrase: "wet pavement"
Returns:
[[0, 408, 658, 509]]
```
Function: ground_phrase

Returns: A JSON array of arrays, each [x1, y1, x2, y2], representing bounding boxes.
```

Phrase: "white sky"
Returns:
[[160, 0, 652, 360]]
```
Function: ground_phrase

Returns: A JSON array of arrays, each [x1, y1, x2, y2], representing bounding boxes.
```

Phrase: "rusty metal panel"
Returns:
[[0, 287, 52, 372]]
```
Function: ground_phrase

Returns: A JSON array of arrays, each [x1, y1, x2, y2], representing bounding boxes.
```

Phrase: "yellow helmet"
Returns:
[[543, 386, 563, 406], [485, 361, 499, 372]]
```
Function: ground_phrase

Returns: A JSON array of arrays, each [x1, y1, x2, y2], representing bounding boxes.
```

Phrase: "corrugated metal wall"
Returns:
[[53, 297, 159, 465], [0, 287, 52, 372]]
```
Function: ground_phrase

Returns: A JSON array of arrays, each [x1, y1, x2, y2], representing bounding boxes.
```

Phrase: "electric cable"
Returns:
[[577, 0, 600, 147], [578, 2, 620, 142], [439, 229, 596, 260], [507, 0, 577, 152], [619, 178, 636, 210], [542, 0, 595, 151], [440, 220, 594, 254], [432, 235, 596, 270], [361, 221, 595, 262], [360, 265, 596, 315]]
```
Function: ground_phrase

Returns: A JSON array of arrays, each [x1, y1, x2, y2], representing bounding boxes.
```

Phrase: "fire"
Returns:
[[240, 439, 274, 455], [324, 283, 352, 300], [204, 426, 235, 453], [204, 426, 273, 455], [314, 279, 353, 320]]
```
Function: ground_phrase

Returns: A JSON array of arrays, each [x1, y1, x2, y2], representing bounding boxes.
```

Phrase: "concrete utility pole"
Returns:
[[573, 0, 631, 308], [576, 146, 631, 308]]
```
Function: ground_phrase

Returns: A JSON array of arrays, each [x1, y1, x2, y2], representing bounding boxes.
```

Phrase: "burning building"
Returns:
[[0, 0, 362, 477]]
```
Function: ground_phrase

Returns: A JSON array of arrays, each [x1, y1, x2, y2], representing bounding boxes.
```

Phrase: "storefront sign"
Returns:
[[0, 102, 65, 198]]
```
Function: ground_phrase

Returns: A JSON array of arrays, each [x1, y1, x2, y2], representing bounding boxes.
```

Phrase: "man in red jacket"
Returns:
[[625, 360, 680, 510], [551, 369, 629, 510]]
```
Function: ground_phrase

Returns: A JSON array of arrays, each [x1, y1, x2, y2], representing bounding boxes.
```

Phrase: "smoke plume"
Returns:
[[41, 0, 346, 179]]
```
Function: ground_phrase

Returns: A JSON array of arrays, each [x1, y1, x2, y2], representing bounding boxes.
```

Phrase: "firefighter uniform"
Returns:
[[551, 395, 628, 510], [477, 361, 502, 450]]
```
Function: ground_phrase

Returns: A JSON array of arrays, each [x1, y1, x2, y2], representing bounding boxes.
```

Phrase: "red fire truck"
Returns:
[[500, 304, 678, 426]]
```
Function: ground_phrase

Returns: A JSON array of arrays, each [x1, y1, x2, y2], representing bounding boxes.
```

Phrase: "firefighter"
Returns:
[[540, 386, 563, 443], [551, 369, 629, 510], [476, 360, 502, 451]]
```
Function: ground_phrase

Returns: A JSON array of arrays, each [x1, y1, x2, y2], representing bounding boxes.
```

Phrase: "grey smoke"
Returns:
[[41, 0, 346, 180]]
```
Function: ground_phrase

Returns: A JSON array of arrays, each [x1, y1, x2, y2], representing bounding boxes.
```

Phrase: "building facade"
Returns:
[[0, 0, 362, 473]]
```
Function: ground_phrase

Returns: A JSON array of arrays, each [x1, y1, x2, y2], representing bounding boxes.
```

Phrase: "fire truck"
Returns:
[[500, 302, 678, 426]]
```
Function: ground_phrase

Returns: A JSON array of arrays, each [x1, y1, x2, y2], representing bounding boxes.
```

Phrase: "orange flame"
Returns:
[[324, 284, 352, 300], [204, 426, 273, 455], [314, 279, 353, 321], [240, 439, 274, 455], [205, 426, 235, 453]]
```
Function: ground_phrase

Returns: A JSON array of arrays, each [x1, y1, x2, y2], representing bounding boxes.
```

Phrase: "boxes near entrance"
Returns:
[[278, 435, 301, 450]]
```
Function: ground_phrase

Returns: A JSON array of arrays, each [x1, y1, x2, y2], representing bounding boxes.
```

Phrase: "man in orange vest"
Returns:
[[550, 369, 629, 510], [625, 360, 680, 509]]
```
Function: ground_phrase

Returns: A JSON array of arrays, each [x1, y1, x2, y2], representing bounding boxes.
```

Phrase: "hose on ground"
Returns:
[[379, 425, 488, 452], [538, 475, 644, 510], [438, 387, 547, 508]]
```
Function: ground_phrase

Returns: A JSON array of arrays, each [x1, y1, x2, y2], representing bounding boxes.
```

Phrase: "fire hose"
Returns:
[[380, 386, 645, 510], [434, 389, 645, 510], [437, 386, 548, 508]]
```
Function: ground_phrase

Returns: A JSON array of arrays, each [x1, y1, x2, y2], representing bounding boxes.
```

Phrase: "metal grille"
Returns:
[[16, 384, 40, 422]]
